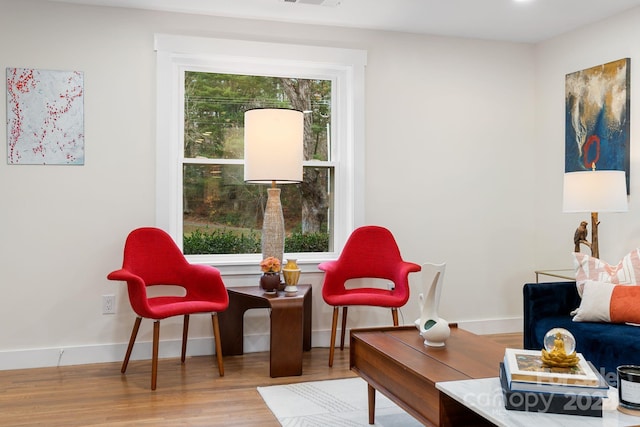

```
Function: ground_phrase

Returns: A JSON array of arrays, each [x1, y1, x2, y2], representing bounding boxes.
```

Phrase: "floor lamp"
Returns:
[[563, 169, 628, 259], [244, 108, 304, 264]]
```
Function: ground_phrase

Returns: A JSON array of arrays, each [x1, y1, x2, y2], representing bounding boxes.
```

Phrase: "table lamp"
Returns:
[[563, 168, 628, 259], [244, 108, 304, 264]]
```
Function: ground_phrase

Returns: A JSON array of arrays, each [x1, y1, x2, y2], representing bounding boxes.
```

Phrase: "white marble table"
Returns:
[[436, 377, 640, 427]]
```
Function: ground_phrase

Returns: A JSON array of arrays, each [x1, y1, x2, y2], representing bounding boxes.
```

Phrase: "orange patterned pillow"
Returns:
[[573, 250, 640, 296]]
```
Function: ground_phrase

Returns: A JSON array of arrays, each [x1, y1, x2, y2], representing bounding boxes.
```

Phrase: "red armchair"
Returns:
[[107, 227, 229, 390], [318, 225, 421, 366]]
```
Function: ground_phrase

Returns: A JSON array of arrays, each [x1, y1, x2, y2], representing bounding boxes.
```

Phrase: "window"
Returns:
[[155, 34, 366, 272], [183, 73, 332, 255]]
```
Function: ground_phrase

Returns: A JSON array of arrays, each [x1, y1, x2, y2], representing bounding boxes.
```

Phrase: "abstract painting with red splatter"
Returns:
[[6, 67, 84, 165], [565, 58, 630, 192]]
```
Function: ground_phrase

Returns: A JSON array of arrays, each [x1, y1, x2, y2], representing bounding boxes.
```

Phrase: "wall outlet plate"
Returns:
[[102, 295, 116, 314]]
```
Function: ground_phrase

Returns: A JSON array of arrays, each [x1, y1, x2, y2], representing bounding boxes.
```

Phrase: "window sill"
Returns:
[[186, 253, 336, 276]]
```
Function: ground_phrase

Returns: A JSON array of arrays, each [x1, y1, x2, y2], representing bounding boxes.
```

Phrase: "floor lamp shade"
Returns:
[[563, 170, 627, 259], [562, 170, 628, 213], [244, 108, 304, 263]]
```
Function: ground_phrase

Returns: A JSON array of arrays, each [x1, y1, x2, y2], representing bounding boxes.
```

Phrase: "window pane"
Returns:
[[183, 164, 334, 254], [184, 72, 331, 161]]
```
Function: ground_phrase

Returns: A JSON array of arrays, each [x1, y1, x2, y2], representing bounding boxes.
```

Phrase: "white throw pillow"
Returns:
[[571, 280, 615, 322]]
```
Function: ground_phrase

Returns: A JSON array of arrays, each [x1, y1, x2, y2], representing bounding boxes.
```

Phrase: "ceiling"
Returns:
[[48, 0, 640, 43]]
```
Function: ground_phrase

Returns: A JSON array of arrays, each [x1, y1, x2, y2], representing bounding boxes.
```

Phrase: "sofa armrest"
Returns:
[[523, 281, 579, 349]]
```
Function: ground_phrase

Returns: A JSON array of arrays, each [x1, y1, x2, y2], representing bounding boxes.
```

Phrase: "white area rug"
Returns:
[[257, 377, 422, 426]]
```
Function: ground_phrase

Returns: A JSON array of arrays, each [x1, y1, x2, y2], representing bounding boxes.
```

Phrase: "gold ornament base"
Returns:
[[541, 348, 579, 368]]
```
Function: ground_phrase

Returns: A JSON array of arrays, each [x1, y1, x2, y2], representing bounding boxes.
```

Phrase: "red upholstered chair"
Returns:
[[107, 227, 229, 390], [318, 225, 421, 366]]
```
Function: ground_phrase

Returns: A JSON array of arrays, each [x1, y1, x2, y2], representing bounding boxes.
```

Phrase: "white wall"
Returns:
[[363, 31, 536, 333], [0, 0, 618, 369], [534, 9, 640, 269]]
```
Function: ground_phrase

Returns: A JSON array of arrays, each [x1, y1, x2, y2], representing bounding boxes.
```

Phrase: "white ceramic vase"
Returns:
[[414, 262, 450, 347]]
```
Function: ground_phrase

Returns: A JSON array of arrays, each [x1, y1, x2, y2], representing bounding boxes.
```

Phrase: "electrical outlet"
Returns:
[[102, 295, 116, 314]]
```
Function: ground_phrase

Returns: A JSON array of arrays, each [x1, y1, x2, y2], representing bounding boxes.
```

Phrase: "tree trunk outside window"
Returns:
[[280, 79, 329, 233]]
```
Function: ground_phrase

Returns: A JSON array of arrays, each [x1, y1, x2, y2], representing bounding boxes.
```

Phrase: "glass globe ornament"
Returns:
[[543, 327, 576, 355]]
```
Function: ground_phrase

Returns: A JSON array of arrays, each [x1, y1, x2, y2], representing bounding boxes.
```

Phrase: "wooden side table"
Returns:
[[217, 284, 312, 377]]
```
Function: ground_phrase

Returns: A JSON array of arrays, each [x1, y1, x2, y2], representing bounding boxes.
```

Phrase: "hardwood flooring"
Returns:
[[0, 333, 522, 426]]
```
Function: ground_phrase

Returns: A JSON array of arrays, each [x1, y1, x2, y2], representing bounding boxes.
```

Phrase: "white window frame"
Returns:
[[154, 34, 366, 274]]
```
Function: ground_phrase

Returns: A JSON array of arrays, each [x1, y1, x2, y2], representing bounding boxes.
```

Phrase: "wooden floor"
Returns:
[[0, 333, 522, 426]]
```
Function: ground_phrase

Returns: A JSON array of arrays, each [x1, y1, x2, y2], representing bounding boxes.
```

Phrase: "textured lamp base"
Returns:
[[262, 187, 285, 263]]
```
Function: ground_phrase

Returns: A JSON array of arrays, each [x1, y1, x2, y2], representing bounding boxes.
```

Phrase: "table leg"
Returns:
[[303, 286, 312, 351], [368, 383, 376, 425], [218, 291, 268, 356], [269, 299, 304, 377]]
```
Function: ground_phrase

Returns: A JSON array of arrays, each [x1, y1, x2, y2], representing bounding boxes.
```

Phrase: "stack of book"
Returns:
[[500, 348, 609, 417]]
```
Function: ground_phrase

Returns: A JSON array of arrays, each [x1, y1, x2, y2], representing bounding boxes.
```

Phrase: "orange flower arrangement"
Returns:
[[260, 256, 281, 273]]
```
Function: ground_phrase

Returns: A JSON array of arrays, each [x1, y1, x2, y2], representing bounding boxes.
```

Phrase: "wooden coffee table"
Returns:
[[350, 325, 505, 427]]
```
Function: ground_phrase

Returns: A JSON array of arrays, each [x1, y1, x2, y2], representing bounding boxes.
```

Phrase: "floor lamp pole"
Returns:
[[591, 211, 599, 259]]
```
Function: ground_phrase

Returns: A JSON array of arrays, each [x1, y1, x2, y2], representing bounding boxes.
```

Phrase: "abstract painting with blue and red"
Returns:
[[565, 58, 630, 193]]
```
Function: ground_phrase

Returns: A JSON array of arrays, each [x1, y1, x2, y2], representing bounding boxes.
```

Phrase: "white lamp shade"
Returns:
[[244, 108, 304, 184], [563, 170, 628, 213]]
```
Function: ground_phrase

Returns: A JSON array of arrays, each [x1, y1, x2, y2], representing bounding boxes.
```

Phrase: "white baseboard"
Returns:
[[0, 318, 522, 370], [0, 338, 223, 370], [0, 332, 334, 371]]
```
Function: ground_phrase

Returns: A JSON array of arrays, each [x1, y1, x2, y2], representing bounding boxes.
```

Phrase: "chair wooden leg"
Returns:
[[329, 306, 339, 367], [181, 314, 190, 363], [121, 316, 142, 374], [391, 308, 399, 326], [340, 306, 349, 350], [151, 320, 160, 391], [212, 313, 224, 377]]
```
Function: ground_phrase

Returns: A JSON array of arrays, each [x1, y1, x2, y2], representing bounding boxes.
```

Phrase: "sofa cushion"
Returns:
[[573, 250, 640, 296], [572, 280, 640, 323]]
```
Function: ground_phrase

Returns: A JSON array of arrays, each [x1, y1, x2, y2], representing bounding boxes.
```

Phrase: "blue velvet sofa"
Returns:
[[523, 281, 640, 386]]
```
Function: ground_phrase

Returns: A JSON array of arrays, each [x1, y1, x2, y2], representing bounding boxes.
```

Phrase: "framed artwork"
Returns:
[[6, 67, 84, 165], [565, 58, 630, 192]]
